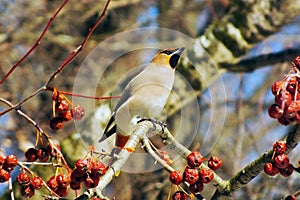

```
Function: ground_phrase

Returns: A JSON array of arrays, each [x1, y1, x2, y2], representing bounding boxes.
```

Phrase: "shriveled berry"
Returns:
[[56, 186, 68, 197], [75, 159, 90, 171], [55, 100, 69, 114], [172, 191, 187, 200], [183, 167, 199, 185], [187, 151, 204, 168], [46, 143, 60, 158], [46, 176, 58, 191], [264, 162, 279, 176], [56, 174, 70, 187], [71, 105, 85, 120], [273, 141, 286, 155], [17, 171, 31, 186], [70, 181, 82, 190], [20, 185, 35, 198], [4, 154, 18, 171], [0, 169, 10, 182], [25, 148, 38, 162], [274, 154, 290, 169], [169, 170, 183, 185], [84, 175, 99, 188], [50, 117, 64, 130], [208, 156, 223, 171], [30, 176, 43, 190], [279, 164, 294, 177], [199, 168, 214, 183], [271, 81, 282, 95], [70, 168, 86, 182], [277, 116, 290, 126], [60, 110, 72, 122], [90, 160, 107, 177], [268, 104, 283, 119], [275, 91, 292, 108], [286, 77, 298, 94], [189, 180, 204, 194], [37, 148, 49, 162]]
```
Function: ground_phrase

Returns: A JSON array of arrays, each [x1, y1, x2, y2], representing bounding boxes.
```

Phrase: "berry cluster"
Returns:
[[50, 90, 85, 130], [264, 141, 295, 177], [169, 152, 222, 196], [17, 171, 43, 198], [70, 159, 107, 190], [268, 56, 300, 125], [0, 155, 18, 183], [25, 143, 60, 162], [46, 174, 70, 197]]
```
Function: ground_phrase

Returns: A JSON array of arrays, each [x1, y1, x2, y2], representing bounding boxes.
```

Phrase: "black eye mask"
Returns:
[[169, 54, 180, 68]]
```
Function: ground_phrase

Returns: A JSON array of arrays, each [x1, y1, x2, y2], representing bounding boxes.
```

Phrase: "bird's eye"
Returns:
[[161, 50, 173, 55]]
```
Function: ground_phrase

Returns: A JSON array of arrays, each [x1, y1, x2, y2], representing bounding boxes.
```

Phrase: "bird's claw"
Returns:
[[137, 118, 166, 133]]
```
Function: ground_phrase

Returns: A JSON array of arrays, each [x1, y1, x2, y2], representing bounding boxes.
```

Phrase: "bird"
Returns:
[[99, 47, 185, 148]]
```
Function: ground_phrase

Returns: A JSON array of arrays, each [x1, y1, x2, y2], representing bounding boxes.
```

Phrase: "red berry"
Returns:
[[287, 78, 297, 94], [4, 155, 18, 171], [183, 167, 199, 185], [293, 56, 300, 70], [37, 148, 49, 162], [84, 175, 100, 188], [0, 169, 10, 182], [46, 143, 60, 158], [56, 174, 70, 187], [20, 185, 35, 198], [275, 91, 292, 108], [25, 148, 38, 162], [56, 186, 68, 197], [90, 160, 107, 177], [277, 116, 291, 126], [0, 155, 5, 166], [71, 105, 85, 120], [169, 171, 183, 185], [285, 195, 296, 200], [274, 154, 290, 169], [70, 181, 82, 190], [70, 168, 86, 182], [271, 81, 282, 95], [75, 159, 91, 171], [264, 162, 279, 176], [189, 180, 204, 194], [55, 100, 69, 114], [208, 156, 223, 171], [199, 168, 214, 183], [30, 176, 43, 190], [268, 104, 283, 118], [49, 117, 64, 130], [46, 176, 59, 191], [17, 171, 31, 186], [273, 141, 286, 155], [172, 191, 187, 200], [279, 164, 294, 177], [187, 152, 204, 168], [59, 110, 73, 122]]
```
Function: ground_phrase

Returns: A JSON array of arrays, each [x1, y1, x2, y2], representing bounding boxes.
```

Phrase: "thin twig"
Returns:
[[0, 0, 111, 117], [8, 177, 14, 200], [0, 0, 70, 85]]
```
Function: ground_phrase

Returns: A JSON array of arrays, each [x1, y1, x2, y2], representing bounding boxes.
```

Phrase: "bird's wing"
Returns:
[[99, 114, 117, 142]]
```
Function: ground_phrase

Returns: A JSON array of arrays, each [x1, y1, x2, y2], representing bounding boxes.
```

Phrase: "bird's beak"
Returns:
[[173, 47, 185, 56]]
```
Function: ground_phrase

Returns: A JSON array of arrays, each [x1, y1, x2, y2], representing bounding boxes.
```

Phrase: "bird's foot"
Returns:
[[137, 118, 166, 133]]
